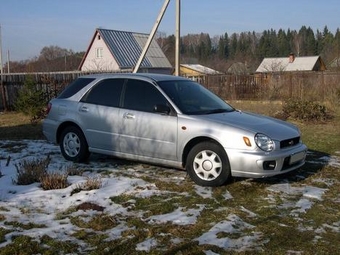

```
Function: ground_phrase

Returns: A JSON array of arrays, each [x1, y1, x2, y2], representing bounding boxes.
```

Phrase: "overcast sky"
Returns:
[[0, 0, 339, 61]]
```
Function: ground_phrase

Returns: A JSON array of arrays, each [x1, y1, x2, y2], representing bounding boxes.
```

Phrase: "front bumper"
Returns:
[[226, 143, 308, 178]]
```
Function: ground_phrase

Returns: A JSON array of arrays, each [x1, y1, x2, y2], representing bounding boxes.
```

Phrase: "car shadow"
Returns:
[[0, 124, 45, 140], [85, 149, 331, 186]]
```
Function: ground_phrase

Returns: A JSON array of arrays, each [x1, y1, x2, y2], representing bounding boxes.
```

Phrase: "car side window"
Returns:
[[123, 79, 168, 113], [81, 78, 124, 107], [58, 78, 95, 99]]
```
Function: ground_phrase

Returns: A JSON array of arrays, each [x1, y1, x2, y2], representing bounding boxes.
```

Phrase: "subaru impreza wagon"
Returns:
[[43, 73, 307, 186]]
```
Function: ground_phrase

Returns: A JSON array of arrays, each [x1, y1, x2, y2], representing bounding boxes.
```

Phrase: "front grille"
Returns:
[[280, 137, 300, 149]]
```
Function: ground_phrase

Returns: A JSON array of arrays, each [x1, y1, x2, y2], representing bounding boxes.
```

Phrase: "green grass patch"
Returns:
[[70, 214, 117, 231], [0, 112, 44, 140], [0, 234, 79, 255], [4, 221, 46, 230]]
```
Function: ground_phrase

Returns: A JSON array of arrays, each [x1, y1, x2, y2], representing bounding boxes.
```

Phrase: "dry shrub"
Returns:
[[76, 202, 105, 212], [13, 155, 70, 190], [66, 165, 84, 176], [40, 172, 69, 190], [82, 176, 102, 190], [282, 99, 333, 122], [71, 175, 102, 196], [14, 156, 50, 185]]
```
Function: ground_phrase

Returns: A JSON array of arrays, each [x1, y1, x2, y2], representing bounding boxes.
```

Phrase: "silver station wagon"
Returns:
[[43, 73, 307, 186]]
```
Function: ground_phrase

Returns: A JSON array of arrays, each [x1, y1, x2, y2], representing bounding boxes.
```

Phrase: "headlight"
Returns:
[[255, 133, 274, 152]]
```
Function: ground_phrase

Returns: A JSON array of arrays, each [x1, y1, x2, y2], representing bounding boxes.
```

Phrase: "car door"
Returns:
[[78, 78, 124, 152], [119, 79, 178, 161]]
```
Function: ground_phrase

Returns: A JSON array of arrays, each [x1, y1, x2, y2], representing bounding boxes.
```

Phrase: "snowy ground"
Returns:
[[0, 140, 339, 253]]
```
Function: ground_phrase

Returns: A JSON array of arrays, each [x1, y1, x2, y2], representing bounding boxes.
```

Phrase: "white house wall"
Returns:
[[81, 32, 120, 71]]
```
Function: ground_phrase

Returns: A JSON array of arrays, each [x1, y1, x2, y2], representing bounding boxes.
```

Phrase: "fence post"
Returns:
[[321, 72, 325, 101], [289, 72, 292, 99], [0, 75, 7, 111]]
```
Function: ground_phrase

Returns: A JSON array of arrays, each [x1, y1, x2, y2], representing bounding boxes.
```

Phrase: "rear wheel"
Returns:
[[60, 126, 90, 162], [186, 142, 231, 187]]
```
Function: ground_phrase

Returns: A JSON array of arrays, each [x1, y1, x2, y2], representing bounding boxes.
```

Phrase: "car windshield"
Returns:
[[158, 80, 235, 115]]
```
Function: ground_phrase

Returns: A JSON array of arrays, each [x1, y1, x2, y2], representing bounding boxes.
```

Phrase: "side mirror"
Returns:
[[154, 104, 171, 115]]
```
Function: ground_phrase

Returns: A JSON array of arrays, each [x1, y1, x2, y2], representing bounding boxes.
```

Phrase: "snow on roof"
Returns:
[[181, 64, 221, 74], [256, 56, 321, 73]]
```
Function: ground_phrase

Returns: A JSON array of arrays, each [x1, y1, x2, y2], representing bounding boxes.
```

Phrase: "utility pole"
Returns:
[[133, 0, 181, 75], [0, 24, 7, 111], [7, 50, 10, 73], [0, 24, 3, 75], [133, 0, 170, 73], [175, 0, 181, 76]]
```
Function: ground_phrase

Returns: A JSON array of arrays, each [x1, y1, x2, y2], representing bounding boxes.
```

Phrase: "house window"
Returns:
[[96, 48, 103, 58]]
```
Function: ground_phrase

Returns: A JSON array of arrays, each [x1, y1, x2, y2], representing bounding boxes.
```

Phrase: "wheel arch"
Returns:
[[182, 137, 225, 168], [56, 121, 84, 144]]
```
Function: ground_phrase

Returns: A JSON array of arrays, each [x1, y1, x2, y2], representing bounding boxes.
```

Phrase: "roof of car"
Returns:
[[79, 73, 188, 82]]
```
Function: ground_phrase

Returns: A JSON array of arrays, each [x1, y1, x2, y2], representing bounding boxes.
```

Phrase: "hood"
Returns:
[[199, 110, 299, 141]]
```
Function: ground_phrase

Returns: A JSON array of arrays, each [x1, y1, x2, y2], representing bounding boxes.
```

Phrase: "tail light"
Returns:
[[46, 103, 52, 115]]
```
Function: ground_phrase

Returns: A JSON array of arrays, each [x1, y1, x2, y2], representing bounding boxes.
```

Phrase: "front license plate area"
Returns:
[[289, 151, 306, 164]]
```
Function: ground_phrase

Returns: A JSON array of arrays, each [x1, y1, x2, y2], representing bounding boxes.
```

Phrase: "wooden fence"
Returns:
[[1, 71, 340, 111]]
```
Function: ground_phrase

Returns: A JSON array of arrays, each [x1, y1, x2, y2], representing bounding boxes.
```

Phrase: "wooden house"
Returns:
[[256, 53, 326, 73], [79, 28, 172, 73]]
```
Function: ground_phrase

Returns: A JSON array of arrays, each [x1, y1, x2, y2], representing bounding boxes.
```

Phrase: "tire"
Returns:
[[60, 126, 90, 162], [186, 142, 231, 187]]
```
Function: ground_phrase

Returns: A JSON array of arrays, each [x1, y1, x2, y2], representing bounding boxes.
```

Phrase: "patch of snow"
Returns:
[[223, 190, 233, 200], [240, 206, 257, 218], [204, 250, 220, 255], [291, 198, 313, 215], [195, 186, 213, 199], [147, 205, 205, 225], [136, 237, 158, 251], [196, 214, 264, 251]]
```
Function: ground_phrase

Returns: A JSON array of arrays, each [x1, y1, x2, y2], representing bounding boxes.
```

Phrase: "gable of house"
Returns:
[[329, 57, 340, 70], [256, 55, 326, 73], [79, 28, 172, 72]]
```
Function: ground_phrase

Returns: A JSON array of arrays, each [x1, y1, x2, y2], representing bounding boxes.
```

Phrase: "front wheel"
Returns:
[[186, 142, 231, 187], [60, 126, 90, 162]]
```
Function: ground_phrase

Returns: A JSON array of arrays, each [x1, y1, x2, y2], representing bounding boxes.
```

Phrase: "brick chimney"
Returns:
[[289, 52, 295, 63]]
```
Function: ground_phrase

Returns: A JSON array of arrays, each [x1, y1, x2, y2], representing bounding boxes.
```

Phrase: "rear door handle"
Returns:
[[79, 106, 89, 112], [123, 112, 135, 119]]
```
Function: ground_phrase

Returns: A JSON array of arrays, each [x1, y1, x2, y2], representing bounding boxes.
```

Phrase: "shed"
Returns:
[[179, 64, 221, 82], [79, 28, 172, 74], [256, 54, 326, 73]]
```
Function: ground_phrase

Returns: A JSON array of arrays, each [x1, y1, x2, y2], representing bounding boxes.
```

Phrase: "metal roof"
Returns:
[[98, 29, 172, 69], [256, 56, 322, 73]]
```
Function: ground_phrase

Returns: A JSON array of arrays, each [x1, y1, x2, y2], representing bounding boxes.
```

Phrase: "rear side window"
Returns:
[[123, 79, 168, 112], [58, 78, 95, 99], [81, 78, 124, 107]]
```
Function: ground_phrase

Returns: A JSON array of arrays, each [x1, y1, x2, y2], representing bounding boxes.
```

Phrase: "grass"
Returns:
[[0, 112, 44, 140], [1, 103, 340, 254]]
